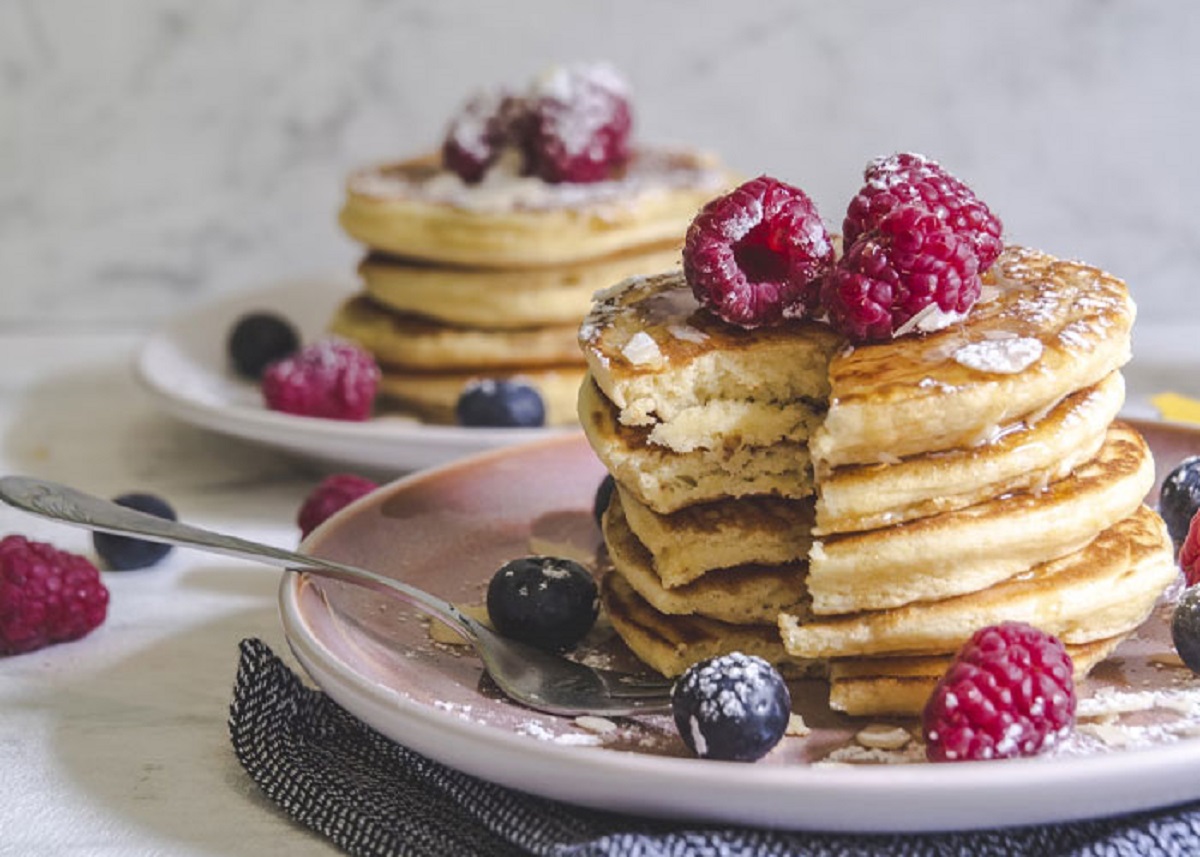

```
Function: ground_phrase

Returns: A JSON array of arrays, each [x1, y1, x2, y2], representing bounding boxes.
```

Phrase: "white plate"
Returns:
[[281, 429, 1200, 833], [135, 279, 570, 474]]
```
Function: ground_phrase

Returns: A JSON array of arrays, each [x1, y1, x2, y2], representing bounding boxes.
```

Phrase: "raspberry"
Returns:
[[821, 204, 981, 342], [442, 89, 521, 184], [523, 63, 632, 184], [682, 176, 834, 329], [1179, 510, 1200, 587], [844, 152, 1003, 271], [297, 474, 378, 538], [0, 535, 109, 655], [261, 340, 380, 421], [923, 622, 1076, 762]]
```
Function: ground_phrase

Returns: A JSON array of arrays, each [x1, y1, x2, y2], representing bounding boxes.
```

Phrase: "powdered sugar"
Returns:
[[620, 331, 663, 367], [953, 335, 1044, 374], [349, 147, 725, 213]]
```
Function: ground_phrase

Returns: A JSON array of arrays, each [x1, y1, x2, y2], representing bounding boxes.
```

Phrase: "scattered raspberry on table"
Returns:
[[0, 535, 109, 655]]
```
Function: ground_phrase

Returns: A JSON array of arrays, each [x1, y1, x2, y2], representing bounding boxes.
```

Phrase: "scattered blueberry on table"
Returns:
[[93, 492, 177, 570]]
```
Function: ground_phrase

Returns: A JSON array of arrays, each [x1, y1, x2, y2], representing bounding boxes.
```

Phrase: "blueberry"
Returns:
[[671, 652, 791, 762], [228, 311, 300, 379], [93, 493, 177, 570], [486, 556, 597, 651], [592, 474, 615, 528], [1160, 456, 1200, 546], [456, 379, 545, 428], [1173, 586, 1200, 674]]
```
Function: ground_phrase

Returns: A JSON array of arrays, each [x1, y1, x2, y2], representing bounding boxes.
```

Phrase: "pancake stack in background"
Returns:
[[581, 219, 1176, 715], [329, 64, 733, 425]]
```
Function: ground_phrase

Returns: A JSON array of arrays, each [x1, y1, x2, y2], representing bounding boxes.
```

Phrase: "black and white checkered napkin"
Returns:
[[229, 638, 1200, 857]]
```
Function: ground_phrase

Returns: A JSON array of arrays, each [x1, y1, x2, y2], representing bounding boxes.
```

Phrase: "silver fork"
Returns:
[[0, 475, 673, 717]]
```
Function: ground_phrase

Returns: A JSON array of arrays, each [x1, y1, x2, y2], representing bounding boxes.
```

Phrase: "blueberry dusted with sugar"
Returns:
[[93, 492, 177, 570], [672, 652, 791, 762], [486, 556, 598, 651], [456, 379, 546, 428], [1173, 586, 1200, 674], [593, 474, 616, 527], [1160, 456, 1200, 546], [227, 311, 300, 379]]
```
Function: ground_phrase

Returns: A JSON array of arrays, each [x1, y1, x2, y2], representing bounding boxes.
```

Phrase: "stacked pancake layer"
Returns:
[[581, 246, 1176, 716], [329, 150, 731, 425]]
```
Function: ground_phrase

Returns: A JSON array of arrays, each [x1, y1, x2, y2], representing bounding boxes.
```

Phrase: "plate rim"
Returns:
[[280, 430, 1200, 834]]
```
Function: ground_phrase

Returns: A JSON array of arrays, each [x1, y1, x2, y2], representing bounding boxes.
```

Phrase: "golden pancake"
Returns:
[[780, 505, 1175, 660], [339, 149, 733, 267], [613, 483, 813, 588], [599, 570, 817, 678], [376, 365, 585, 426], [602, 494, 808, 624], [815, 371, 1125, 535], [811, 247, 1134, 468], [578, 272, 840, 441], [330, 295, 584, 371], [359, 244, 682, 330], [579, 375, 814, 514], [807, 422, 1154, 614], [577, 248, 1132, 468]]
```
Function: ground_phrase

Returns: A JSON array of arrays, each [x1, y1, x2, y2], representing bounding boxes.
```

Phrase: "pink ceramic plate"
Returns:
[[281, 422, 1200, 833]]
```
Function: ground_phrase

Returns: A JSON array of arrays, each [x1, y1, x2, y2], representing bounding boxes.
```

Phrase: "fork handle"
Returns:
[[0, 475, 482, 643]]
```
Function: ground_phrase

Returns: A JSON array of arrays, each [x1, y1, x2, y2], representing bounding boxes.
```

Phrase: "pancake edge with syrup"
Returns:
[[806, 421, 1154, 614], [578, 247, 1133, 470]]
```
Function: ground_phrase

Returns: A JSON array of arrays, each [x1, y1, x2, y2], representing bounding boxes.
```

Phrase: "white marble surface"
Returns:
[[2, 1, 1199, 331], [0, 333, 338, 856]]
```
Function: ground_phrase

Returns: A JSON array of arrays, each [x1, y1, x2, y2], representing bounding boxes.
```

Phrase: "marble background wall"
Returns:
[[2, 0, 1198, 333]]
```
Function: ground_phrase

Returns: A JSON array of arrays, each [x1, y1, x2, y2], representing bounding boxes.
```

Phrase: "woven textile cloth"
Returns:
[[229, 639, 1200, 857]]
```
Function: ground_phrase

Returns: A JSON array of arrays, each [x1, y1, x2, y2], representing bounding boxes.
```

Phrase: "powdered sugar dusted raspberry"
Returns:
[[442, 89, 517, 184], [0, 535, 109, 655], [923, 622, 1076, 762], [845, 152, 1003, 271], [524, 63, 632, 184], [1181, 512, 1200, 587], [683, 176, 834, 328], [821, 204, 981, 342], [261, 340, 380, 421]]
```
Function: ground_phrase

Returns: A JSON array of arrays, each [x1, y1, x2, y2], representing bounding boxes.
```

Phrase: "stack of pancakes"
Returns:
[[329, 150, 730, 425], [580, 245, 1176, 717]]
